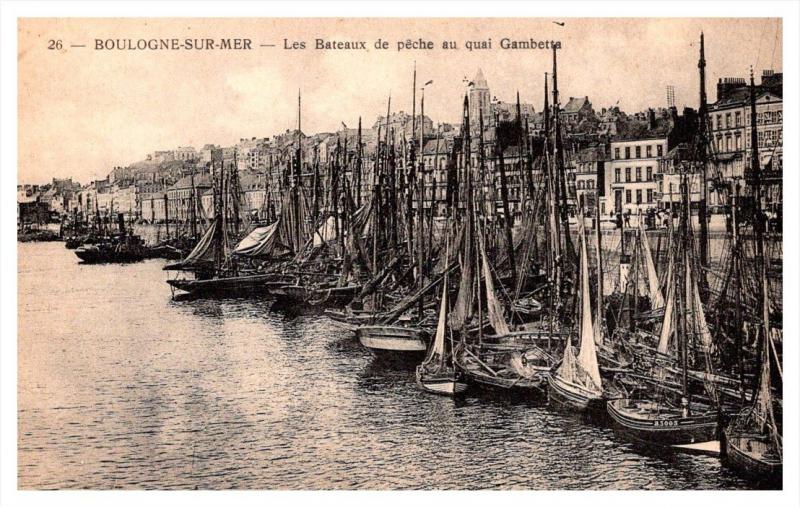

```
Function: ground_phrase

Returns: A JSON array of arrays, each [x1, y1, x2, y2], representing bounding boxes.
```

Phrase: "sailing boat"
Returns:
[[722, 323, 782, 480], [547, 217, 605, 412], [721, 71, 781, 482], [416, 234, 468, 395], [165, 156, 289, 296], [607, 173, 720, 448], [455, 228, 556, 394]]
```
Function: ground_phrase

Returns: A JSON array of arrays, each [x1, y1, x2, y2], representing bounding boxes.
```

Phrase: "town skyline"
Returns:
[[19, 17, 782, 185]]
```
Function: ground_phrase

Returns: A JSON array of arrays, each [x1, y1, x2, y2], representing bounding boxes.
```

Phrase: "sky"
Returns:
[[18, 17, 782, 185]]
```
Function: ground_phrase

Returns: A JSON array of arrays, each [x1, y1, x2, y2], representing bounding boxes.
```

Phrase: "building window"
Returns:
[[646, 145, 652, 158], [657, 145, 663, 157], [635, 146, 641, 158], [625, 167, 631, 182], [614, 147, 620, 159], [625, 147, 631, 159], [626, 189, 632, 203], [647, 189, 653, 203], [636, 189, 642, 204], [646, 166, 653, 181], [614, 168, 621, 183], [716, 114, 722, 129], [725, 113, 731, 128], [735, 111, 742, 126], [636, 167, 642, 182]]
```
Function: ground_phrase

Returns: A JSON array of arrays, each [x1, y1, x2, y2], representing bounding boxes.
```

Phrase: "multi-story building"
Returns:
[[708, 70, 783, 205], [236, 138, 271, 173], [573, 145, 607, 214], [560, 96, 595, 133], [657, 144, 703, 211], [604, 135, 666, 216], [166, 173, 212, 223], [141, 191, 167, 223], [174, 146, 198, 162], [111, 183, 137, 219]]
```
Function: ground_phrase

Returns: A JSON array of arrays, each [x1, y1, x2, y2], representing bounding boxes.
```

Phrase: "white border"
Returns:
[[2, 1, 798, 507]]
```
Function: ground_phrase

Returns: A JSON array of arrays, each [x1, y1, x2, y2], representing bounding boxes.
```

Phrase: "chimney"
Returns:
[[648, 108, 657, 130]]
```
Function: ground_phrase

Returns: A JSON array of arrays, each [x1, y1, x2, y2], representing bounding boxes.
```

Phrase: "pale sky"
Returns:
[[18, 17, 782, 184]]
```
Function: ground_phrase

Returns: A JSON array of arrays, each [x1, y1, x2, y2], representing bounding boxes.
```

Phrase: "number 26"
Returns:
[[48, 40, 62, 50]]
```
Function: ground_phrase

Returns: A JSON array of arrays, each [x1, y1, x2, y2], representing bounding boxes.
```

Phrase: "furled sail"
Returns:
[[576, 228, 602, 390], [232, 221, 290, 258], [164, 217, 223, 270], [656, 252, 675, 355], [450, 212, 474, 331], [479, 231, 510, 335], [422, 243, 450, 372], [639, 222, 665, 308]]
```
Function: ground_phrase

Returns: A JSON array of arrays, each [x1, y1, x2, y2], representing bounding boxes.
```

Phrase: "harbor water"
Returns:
[[18, 241, 767, 489]]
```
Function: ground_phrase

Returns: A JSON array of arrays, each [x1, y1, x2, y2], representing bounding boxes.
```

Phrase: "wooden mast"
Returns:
[[496, 103, 517, 288], [697, 32, 710, 273], [552, 46, 575, 263]]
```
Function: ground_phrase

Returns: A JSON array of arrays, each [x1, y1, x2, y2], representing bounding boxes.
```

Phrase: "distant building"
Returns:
[[560, 96, 595, 133], [708, 70, 782, 205], [166, 173, 212, 223], [572, 145, 608, 214], [605, 135, 667, 216]]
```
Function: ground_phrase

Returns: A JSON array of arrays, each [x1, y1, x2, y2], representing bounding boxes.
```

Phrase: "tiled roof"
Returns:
[[563, 96, 589, 114]]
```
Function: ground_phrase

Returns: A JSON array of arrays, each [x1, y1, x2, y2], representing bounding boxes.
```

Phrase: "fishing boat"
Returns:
[[74, 214, 145, 263], [721, 73, 782, 483], [548, 215, 606, 413], [356, 324, 429, 359], [447, 90, 558, 397], [165, 155, 299, 298], [608, 171, 722, 449], [167, 272, 283, 296], [416, 238, 467, 395]]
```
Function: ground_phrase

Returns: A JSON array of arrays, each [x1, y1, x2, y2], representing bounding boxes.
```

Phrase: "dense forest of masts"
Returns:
[[153, 43, 782, 482]]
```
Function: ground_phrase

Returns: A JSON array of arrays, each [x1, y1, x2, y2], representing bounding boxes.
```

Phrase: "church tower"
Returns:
[[469, 68, 491, 133]]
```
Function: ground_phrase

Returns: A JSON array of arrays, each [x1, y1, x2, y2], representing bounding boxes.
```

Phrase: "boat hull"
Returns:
[[723, 432, 782, 483], [547, 374, 604, 413], [607, 399, 719, 448], [75, 246, 143, 263], [167, 273, 275, 296], [415, 366, 468, 396], [356, 325, 428, 358]]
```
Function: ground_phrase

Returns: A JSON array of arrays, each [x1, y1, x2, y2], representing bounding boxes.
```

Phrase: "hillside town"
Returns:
[[17, 66, 783, 231]]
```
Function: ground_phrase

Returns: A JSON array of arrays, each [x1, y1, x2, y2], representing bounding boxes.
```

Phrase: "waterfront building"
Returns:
[[604, 134, 666, 216], [708, 70, 782, 205], [166, 173, 212, 223], [573, 145, 607, 214]]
